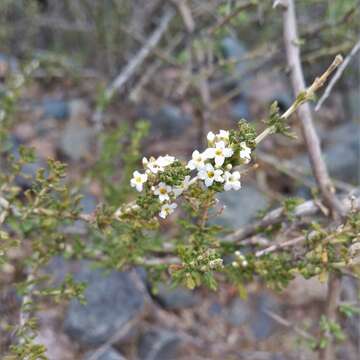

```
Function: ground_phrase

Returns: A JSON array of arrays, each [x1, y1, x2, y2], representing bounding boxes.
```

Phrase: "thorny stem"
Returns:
[[254, 54, 343, 145]]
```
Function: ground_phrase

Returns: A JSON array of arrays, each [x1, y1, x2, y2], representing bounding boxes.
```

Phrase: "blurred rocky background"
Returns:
[[0, 1, 359, 359]]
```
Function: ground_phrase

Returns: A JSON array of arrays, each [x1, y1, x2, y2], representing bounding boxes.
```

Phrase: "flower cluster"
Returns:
[[130, 155, 191, 219], [130, 130, 253, 220], [190, 249, 224, 272], [187, 129, 251, 190], [232, 250, 248, 268]]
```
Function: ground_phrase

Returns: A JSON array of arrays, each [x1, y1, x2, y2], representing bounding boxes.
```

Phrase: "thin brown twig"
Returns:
[[208, 0, 258, 35], [264, 309, 314, 340], [315, 38, 360, 111], [257, 151, 355, 193], [223, 193, 360, 244], [254, 55, 343, 144], [92, 7, 175, 131]]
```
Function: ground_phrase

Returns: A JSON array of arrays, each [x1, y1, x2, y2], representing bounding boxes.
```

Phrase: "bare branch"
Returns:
[[318, 273, 342, 360], [280, 0, 345, 218], [224, 193, 360, 244], [92, 7, 175, 130], [208, 0, 257, 35], [254, 55, 343, 144], [315, 38, 360, 111]]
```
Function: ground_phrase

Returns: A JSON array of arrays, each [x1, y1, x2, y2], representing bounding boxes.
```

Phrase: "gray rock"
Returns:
[[0, 53, 18, 77], [238, 352, 293, 360], [212, 185, 268, 228], [80, 193, 97, 214], [45, 256, 71, 286], [69, 99, 90, 120], [59, 119, 94, 161], [230, 96, 251, 121], [64, 265, 145, 346], [322, 122, 359, 146], [139, 105, 192, 138], [151, 283, 199, 310], [225, 298, 252, 326], [224, 292, 281, 340], [138, 329, 180, 360], [294, 122, 360, 184], [208, 302, 222, 316], [84, 347, 126, 360], [220, 37, 252, 78], [41, 99, 70, 121], [250, 292, 281, 340]]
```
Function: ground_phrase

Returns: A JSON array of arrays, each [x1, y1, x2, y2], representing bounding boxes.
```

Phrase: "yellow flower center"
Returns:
[[215, 149, 223, 156], [160, 188, 167, 194], [207, 171, 214, 178], [135, 177, 142, 183]]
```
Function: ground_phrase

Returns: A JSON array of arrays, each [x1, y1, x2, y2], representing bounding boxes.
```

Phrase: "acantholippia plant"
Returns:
[[1, 55, 360, 358]]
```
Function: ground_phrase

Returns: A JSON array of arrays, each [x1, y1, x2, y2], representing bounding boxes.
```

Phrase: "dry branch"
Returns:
[[92, 7, 175, 130], [315, 38, 360, 111], [280, 0, 344, 218]]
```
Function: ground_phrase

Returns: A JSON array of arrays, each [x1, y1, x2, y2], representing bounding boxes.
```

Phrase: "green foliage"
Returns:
[[265, 101, 296, 139], [282, 197, 304, 221], [318, 315, 346, 348], [94, 120, 149, 205], [0, 48, 358, 358]]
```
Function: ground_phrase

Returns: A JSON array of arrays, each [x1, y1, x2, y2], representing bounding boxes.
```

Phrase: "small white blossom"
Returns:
[[198, 163, 224, 187], [224, 171, 241, 191], [205, 141, 233, 167], [144, 157, 163, 174], [157, 155, 175, 167], [209, 258, 223, 269], [187, 150, 207, 170], [130, 171, 148, 192], [207, 131, 216, 144], [173, 175, 191, 197], [232, 261, 239, 268], [142, 157, 149, 166], [154, 182, 172, 202], [242, 260, 248, 267], [217, 129, 230, 143], [239, 142, 251, 164], [159, 203, 177, 219]]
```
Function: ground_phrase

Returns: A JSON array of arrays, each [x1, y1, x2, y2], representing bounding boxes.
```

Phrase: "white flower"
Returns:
[[154, 182, 172, 202], [173, 175, 191, 197], [142, 157, 149, 166], [157, 155, 175, 167], [207, 131, 216, 144], [130, 171, 148, 192], [205, 141, 233, 167], [224, 171, 241, 191], [159, 203, 177, 219], [144, 157, 163, 174], [187, 150, 207, 170], [198, 163, 224, 187], [217, 129, 229, 143], [239, 142, 251, 164]]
